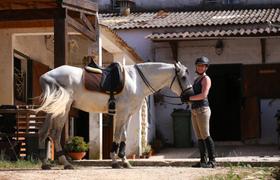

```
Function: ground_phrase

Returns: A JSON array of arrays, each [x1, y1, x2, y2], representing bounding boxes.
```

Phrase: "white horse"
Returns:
[[35, 61, 193, 169]]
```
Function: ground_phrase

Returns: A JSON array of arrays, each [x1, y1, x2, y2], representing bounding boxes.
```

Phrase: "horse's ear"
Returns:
[[175, 61, 182, 69]]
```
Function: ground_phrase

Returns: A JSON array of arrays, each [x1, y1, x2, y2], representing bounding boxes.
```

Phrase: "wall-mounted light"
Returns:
[[215, 39, 224, 55]]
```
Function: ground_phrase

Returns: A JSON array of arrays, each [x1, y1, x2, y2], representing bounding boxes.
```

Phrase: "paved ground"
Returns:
[[148, 144, 280, 166], [0, 145, 279, 180], [150, 144, 280, 159], [0, 166, 246, 180], [73, 144, 280, 167]]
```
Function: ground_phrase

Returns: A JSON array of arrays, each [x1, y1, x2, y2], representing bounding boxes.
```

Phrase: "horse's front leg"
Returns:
[[119, 122, 132, 168], [110, 141, 121, 168]]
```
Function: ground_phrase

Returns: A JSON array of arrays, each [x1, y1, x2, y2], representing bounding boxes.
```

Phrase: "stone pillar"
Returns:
[[89, 113, 103, 159], [113, 53, 126, 65], [0, 31, 13, 105], [88, 36, 103, 159]]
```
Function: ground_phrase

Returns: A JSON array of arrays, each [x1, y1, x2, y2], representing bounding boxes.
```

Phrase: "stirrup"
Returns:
[[108, 93, 116, 115]]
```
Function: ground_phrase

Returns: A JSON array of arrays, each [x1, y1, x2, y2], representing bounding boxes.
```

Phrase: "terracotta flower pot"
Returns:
[[68, 152, 86, 160]]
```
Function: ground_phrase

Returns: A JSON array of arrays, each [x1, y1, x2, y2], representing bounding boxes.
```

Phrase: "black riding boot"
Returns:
[[205, 136, 216, 168], [192, 139, 207, 168]]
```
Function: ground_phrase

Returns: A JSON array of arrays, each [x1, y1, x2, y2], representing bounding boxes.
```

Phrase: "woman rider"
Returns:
[[182, 56, 216, 168]]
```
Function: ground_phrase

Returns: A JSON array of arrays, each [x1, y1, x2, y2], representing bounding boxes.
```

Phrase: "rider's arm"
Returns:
[[189, 76, 211, 101]]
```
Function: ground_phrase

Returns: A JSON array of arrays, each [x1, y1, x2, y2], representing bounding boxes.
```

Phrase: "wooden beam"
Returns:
[[80, 13, 94, 32], [54, 9, 68, 68], [67, 16, 96, 42], [0, 8, 63, 21], [0, 20, 53, 28], [62, 0, 98, 14], [0, 0, 58, 10]]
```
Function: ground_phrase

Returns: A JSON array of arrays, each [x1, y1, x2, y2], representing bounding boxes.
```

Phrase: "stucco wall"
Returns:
[[0, 28, 52, 105], [14, 35, 53, 68], [153, 37, 280, 144], [117, 29, 154, 61], [97, 0, 280, 11]]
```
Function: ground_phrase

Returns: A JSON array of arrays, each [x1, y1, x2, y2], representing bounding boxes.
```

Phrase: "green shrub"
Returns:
[[64, 136, 89, 152]]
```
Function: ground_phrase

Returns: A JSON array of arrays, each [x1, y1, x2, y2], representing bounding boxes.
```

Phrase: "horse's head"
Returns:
[[170, 62, 194, 100]]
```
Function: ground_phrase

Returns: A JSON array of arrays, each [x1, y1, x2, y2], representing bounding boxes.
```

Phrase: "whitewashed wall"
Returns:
[[153, 37, 280, 144], [14, 35, 53, 68], [260, 99, 280, 144], [97, 0, 280, 11]]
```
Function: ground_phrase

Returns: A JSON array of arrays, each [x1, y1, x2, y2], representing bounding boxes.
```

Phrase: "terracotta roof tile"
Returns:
[[146, 26, 280, 40], [100, 8, 280, 30]]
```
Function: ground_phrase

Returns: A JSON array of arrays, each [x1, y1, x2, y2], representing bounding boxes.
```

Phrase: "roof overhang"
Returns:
[[146, 26, 280, 41], [100, 24, 143, 63]]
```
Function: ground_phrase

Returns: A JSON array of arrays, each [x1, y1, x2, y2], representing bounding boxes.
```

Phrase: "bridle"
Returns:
[[134, 64, 192, 105]]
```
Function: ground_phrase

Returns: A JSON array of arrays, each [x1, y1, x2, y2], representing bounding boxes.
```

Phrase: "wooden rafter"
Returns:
[[67, 16, 96, 42], [80, 13, 95, 32], [62, 0, 98, 14]]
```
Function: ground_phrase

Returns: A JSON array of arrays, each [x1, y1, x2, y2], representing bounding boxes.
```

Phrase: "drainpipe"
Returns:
[[117, 0, 134, 16]]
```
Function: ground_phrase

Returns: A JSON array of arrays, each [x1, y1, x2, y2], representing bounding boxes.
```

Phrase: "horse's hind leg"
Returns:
[[50, 113, 74, 169], [38, 114, 52, 170]]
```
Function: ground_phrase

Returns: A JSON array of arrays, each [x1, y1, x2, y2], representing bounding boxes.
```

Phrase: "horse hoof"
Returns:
[[41, 164, 52, 170], [112, 163, 122, 169], [64, 165, 74, 169], [122, 162, 132, 169]]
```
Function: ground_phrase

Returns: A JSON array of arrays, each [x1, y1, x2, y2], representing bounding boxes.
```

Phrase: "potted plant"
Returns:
[[64, 136, 89, 160], [142, 145, 152, 158]]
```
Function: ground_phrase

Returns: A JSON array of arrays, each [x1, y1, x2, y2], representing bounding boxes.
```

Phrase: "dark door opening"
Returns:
[[102, 114, 113, 159], [72, 110, 89, 158], [207, 64, 242, 141]]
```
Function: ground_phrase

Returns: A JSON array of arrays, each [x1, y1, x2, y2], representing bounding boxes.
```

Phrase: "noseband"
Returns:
[[170, 64, 192, 97]]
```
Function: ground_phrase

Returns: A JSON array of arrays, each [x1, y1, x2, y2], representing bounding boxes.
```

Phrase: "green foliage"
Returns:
[[0, 160, 40, 169], [142, 144, 151, 155], [203, 166, 277, 180], [64, 136, 89, 152]]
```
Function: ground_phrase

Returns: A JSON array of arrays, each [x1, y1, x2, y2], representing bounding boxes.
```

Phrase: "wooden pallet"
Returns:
[[0, 106, 54, 160]]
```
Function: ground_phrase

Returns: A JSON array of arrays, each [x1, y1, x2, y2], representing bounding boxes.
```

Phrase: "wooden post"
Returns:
[[54, 9, 68, 68], [54, 9, 69, 144]]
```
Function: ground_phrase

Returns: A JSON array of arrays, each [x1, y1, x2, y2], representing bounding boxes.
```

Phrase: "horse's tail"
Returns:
[[34, 76, 72, 118]]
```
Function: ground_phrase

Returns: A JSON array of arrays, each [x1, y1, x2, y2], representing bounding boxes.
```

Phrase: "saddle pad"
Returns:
[[83, 70, 103, 92]]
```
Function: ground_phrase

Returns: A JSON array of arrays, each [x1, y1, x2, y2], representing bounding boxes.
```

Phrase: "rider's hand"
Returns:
[[180, 94, 190, 103]]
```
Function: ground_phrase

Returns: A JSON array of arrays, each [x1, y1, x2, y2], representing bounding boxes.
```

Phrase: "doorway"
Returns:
[[207, 64, 242, 141]]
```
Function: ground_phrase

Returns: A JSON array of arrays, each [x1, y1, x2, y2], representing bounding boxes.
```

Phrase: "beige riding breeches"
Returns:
[[191, 106, 211, 140]]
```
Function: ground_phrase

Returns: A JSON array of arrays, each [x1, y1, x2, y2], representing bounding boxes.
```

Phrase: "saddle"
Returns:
[[83, 60, 124, 94]]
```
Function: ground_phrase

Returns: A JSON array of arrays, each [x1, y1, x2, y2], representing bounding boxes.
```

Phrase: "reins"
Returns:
[[134, 64, 187, 105]]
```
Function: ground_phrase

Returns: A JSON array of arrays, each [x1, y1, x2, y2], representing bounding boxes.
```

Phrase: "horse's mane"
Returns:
[[132, 62, 174, 69]]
